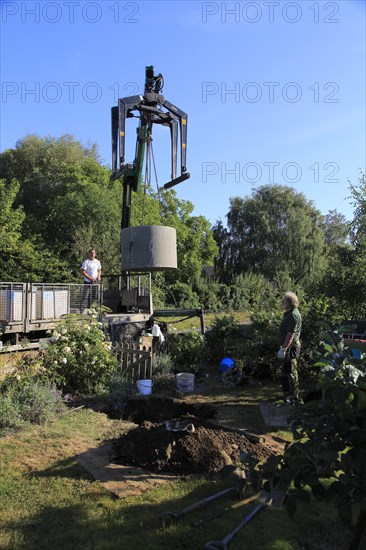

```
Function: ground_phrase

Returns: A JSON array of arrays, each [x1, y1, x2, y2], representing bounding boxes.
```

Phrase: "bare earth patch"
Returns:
[[113, 418, 274, 475]]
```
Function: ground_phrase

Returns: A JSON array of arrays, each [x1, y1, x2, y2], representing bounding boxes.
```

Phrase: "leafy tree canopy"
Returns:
[[349, 171, 366, 251], [214, 184, 326, 287], [0, 178, 71, 282], [321, 209, 349, 250], [0, 135, 217, 292]]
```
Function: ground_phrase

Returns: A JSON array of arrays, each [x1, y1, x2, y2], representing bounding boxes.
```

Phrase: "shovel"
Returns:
[[193, 491, 261, 527], [161, 486, 241, 528], [204, 482, 288, 550]]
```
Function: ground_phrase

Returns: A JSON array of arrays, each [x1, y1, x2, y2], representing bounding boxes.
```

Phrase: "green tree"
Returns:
[[0, 135, 122, 279], [0, 179, 25, 259], [0, 179, 71, 281], [215, 185, 326, 286], [316, 173, 366, 319], [318, 246, 366, 319], [321, 209, 349, 250], [45, 172, 123, 276], [158, 189, 218, 285], [349, 172, 366, 251], [130, 184, 162, 227], [0, 178, 35, 280], [0, 134, 99, 221]]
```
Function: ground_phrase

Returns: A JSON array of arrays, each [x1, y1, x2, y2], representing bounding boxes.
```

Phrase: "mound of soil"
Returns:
[[114, 418, 272, 475]]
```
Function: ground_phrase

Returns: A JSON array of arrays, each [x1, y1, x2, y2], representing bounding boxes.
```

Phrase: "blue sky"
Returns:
[[1, 0, 365, 224]]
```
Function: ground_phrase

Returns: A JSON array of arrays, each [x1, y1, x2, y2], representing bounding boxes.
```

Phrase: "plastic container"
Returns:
[[219, 357, 235, 374], [136, 379, 153, 396], [176, 372, 195, 393]]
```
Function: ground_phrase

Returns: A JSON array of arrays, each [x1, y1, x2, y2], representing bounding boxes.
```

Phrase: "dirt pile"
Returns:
[[114, 418, 273, 475]]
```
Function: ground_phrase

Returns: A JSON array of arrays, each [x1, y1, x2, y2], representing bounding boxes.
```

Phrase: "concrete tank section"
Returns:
[[121, 225, 177, 271]]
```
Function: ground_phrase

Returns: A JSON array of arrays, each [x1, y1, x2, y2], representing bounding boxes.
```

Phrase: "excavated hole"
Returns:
[[121, 396, 216, 424], [112, 396, 273, 475]]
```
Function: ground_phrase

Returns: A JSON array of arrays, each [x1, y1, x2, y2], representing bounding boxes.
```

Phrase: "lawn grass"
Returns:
[[156, 311, 251, 333], [0, 394, 353, 550]]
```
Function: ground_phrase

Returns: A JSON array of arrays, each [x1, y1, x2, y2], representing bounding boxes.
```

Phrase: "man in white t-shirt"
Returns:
[[80, 249, 101, 311], [81, 248, 101, 283]]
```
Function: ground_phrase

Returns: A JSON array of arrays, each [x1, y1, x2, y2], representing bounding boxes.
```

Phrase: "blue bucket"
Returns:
[[219, 357, 235, 374], [352, 348, 361, 359]]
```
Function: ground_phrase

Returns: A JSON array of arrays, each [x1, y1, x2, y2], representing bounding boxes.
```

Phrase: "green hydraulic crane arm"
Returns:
[[134, 123, 148, 190], [120, 121, 148, 193]]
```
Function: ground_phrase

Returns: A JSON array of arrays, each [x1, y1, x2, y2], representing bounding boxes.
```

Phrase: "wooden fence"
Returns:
[[115, 336, 152, 381]]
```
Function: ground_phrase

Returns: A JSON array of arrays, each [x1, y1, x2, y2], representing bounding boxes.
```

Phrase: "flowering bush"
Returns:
[[43, 310, 118, 394], [0, 354, 49, 392]]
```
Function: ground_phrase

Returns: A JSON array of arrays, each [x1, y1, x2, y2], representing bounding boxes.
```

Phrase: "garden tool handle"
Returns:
[[204, 542, 227, 550], [161, 486, 238, 527], [204, 503, 264, 549], [161, 511, 179, 528], [194, 492, 261, 527], [178, 486, 237, 515], [225, 503, 263, 538]]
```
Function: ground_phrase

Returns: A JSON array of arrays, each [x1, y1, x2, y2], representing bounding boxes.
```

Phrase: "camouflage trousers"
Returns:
[[281, 347, 299, 400]]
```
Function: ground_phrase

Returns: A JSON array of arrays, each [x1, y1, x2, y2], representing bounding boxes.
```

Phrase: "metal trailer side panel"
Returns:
[[0, 283, 27, 334]]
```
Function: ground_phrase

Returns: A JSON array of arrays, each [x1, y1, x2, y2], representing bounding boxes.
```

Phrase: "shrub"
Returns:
[[204, 314, 246, 365], [239, 309, 281, 376], [0, 394, 23, 432], [168, 331, 206, 373], [151, 353, 176, 391], [152, 353, 174, 376], [43, 310, 118, 394], [0, 372, 65, 433], [229, 272, 273, 311], [168, 282, 200, 309], [95, 372, 135, 418], [194, 279, 227, 312], [14, 380, 64, 424], [299, 293, 341, 374], [0, 354, 49, 394]]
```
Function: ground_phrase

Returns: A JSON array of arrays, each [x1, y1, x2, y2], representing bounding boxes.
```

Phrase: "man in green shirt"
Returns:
[[277, 292, 302, 403]]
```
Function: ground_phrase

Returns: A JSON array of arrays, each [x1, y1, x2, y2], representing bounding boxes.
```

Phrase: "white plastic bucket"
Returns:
[[136, 379, 153, 396], [176, 373, 195, 393]]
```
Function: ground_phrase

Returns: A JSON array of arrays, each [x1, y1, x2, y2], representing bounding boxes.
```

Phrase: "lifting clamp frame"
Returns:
[[110, 65, 190, 200]]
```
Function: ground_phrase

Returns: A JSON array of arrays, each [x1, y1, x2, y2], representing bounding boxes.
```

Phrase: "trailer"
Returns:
[[0, 282, 102, 345]]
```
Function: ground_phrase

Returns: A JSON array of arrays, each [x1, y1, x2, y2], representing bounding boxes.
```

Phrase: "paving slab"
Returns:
[[77, 440, 180, 498]]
